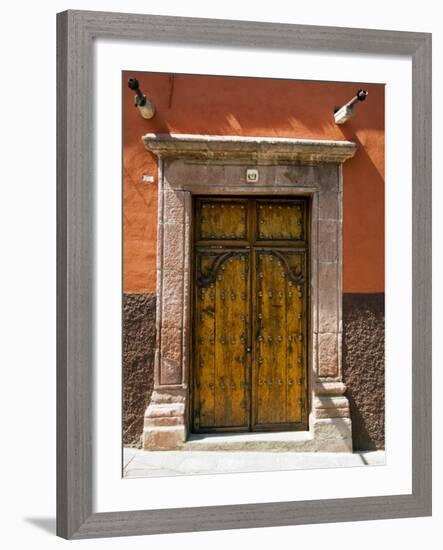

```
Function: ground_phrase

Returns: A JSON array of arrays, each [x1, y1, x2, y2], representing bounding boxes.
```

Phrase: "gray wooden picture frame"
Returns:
[[56, 9, 432, 539]]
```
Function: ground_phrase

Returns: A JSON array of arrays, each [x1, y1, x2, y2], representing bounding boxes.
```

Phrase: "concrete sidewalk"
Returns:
[[123, 447, 385, 478]]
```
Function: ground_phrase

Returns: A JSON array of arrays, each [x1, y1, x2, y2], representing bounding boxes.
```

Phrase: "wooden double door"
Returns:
[[192, 196, 309, 433]]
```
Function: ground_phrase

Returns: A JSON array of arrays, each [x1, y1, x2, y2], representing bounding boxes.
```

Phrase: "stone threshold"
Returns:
[[184, 430, 319, 452]]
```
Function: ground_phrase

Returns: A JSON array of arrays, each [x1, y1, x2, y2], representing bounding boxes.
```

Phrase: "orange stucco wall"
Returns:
[[123, 72, 384, 294]]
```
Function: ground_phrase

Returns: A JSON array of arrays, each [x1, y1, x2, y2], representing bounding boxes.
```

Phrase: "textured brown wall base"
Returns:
[[343, 293, 385, 451], [123, 293, 156, 447], [122, 292, 385, 450]]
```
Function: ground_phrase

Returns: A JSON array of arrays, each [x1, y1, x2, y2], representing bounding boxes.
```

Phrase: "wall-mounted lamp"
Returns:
[[334, 89, 368, 124], [128, 77, 155, 119]]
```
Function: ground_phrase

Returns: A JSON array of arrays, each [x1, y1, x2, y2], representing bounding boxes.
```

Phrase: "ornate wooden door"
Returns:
[[192, 197, 308, 432]]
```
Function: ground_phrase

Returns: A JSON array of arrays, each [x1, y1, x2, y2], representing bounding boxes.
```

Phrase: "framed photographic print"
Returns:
[[57, 9, 431, 539]]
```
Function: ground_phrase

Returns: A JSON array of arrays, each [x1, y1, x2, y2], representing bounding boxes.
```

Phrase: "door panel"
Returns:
[[197, 198, 248, 242], [256, 200, 306, 242], [254, 252, 287, 425], [253, 250, 306, 428], [193, 197, 308, 433], [194, 251, 250, 430]]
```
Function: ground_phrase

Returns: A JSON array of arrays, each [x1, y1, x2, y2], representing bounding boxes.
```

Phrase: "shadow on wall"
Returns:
[[125, 74, 384, 138], [139, 74, 384, 136], [340, 111, 385, 293]]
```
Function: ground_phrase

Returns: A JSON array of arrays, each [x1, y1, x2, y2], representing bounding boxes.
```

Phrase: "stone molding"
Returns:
[[143, 133, 357, 164], [142, 133, 356, 452]]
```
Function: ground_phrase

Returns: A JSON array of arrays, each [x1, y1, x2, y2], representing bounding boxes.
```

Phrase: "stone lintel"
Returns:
[[143, 133, 357, 164]]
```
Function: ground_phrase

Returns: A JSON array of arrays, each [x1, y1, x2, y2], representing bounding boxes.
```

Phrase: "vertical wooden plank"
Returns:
[[286, 252, 307, 424], [214, 256, 228, 426], [214, 253, 249, 428], [255, 252, 268, 425], [255, 252, 287, 425], [194, 254, 216, 429]]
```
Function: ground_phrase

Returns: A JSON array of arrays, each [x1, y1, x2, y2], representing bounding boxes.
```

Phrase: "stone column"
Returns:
[[143, 166, 191, 450], [309, 164, 352, 451]]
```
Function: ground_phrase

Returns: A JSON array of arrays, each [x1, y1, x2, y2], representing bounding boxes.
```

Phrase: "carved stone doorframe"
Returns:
[[142, 134, 357, 451]]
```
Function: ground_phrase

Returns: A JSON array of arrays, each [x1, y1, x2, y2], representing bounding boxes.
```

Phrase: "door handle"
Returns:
[[246, 346, 252, 353]]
